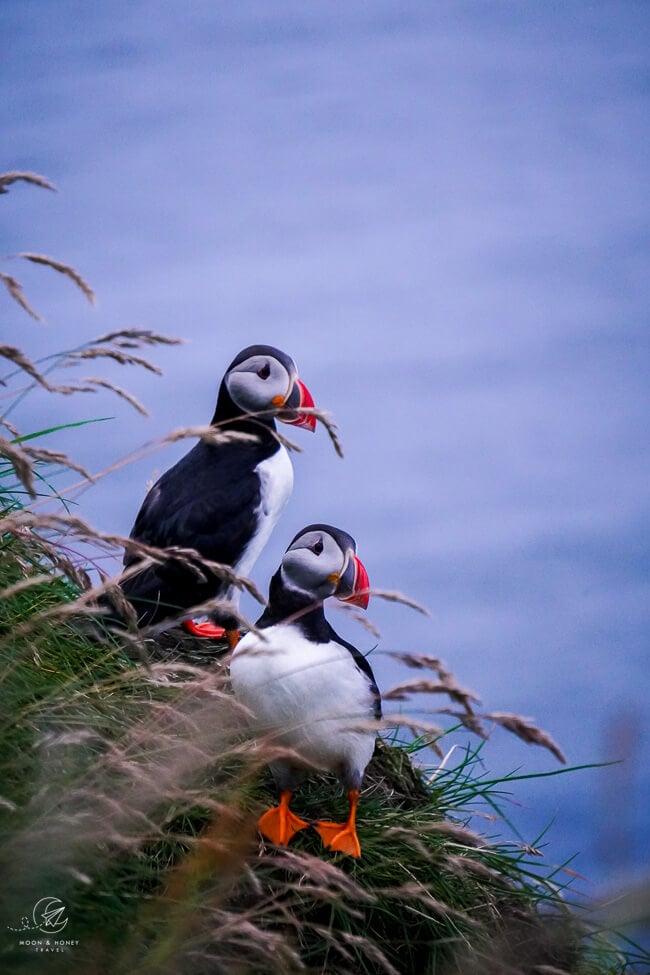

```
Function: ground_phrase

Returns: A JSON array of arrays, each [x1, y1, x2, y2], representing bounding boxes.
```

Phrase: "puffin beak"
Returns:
[[277, 379, 317, 431], [336, 553, 370, 610]]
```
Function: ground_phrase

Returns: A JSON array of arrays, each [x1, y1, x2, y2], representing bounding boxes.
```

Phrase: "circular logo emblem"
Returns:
[[32, 897, 68, 934]]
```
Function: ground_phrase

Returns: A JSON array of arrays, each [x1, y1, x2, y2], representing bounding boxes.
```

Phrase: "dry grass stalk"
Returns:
[[19, 252, 95, 304], [1, 436, 93, 500], [437, 708, 489, 739], [434, 706, 566, 762], [65, 346, 163, 373], [330, 589, 429, 633], [380, 715, 450, 750], [97, 569, 144, 636], [486, 713, 567, 764], [300, 406, 344, 458], [163, 425, 260, 447], [384, 678, 481, 709], [0, 417, 20, 437], [236, 406, 344, 458], [0, 170, 56, 193], [92, 328, 183, 348], [1, 334, 180, 401], [0, 272, 43, 321], [337, 930, 400, 975], [48, 546, 93, 592], [372, 589, 430, 615], [419, 820, 487, 848], [81, 377, 149, 416], [1, 343, 84, 392], [334, 603, 382, 637], [0, 436, 36, 497], [23, 445, 92, 481], [389, 651, 447, 671], [384, 654, 480, 712], [47, 578, 253, 637], [444, 854, 500, 882]]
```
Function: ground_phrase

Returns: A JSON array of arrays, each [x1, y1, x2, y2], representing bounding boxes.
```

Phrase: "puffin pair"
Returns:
[[118, 345, 379, 856]]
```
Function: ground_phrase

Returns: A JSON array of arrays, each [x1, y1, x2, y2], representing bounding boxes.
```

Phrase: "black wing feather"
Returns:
[[126, 440, 264, 566], [120, 435, 277, 625]]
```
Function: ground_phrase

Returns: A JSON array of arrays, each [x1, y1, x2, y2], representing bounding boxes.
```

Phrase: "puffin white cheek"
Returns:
[[226, 362, 291, 413], [226, 374, 267, 412], [281, 552, 324, 594]]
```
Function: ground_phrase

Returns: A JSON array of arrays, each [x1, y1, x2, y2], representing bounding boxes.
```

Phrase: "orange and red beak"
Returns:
[[277, 379, 316, 431], [336, 553, 370, 609]]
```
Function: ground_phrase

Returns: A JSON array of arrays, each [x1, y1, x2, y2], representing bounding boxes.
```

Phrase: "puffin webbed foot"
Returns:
[[315, 789, 362, 858], [182, 620, 240, 647], [182, 619, 227, 639], [259, 791, 308, 846], [314, 820, 362, 858]]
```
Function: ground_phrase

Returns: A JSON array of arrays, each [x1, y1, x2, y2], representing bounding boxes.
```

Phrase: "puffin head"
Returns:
[[280, 524, 370, 609], [223, 345, 316, 430]]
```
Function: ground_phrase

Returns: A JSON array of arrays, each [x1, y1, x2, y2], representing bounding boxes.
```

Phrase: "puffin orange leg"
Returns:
[[225, 628, 241, 650], [258, 791, 309, 846], [315, 789, 362, 858], [182, 619, 227, 639]]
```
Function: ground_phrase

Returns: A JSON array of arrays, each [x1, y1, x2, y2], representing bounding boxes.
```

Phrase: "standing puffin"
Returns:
[[117, 345, 316, 645], [230, 524, 380, 858]]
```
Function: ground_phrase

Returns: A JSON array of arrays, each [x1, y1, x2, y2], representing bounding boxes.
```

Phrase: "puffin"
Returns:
[[116, 345, 316, 645], [230, 524, 380, 858]]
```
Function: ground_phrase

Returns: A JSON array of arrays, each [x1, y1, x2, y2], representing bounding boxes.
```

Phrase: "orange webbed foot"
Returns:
[[315, 820, 362, 858], [315, 789, 362, 858], [258, 792, 308, 846]]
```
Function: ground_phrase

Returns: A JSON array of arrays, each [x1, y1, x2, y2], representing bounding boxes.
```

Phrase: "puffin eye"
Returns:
[[310, 537, 324, 556], [257, 362, 271, 380]]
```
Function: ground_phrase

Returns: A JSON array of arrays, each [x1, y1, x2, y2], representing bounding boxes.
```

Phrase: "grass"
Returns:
[[1, 173, 648, 974]]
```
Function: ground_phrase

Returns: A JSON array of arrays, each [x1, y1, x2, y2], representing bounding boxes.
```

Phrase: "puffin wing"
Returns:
[[125, 441, 263, 570]]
